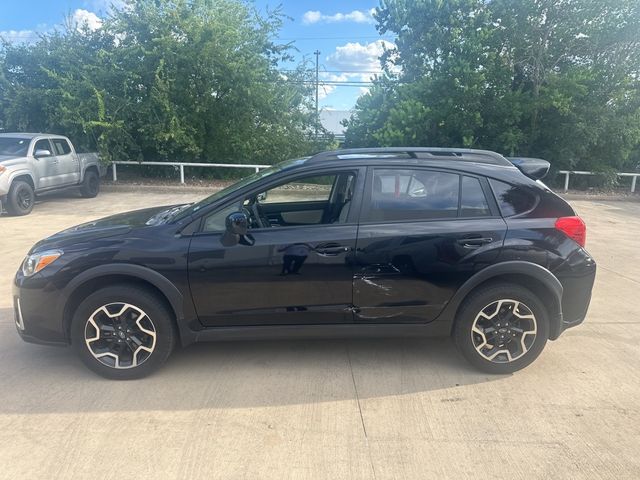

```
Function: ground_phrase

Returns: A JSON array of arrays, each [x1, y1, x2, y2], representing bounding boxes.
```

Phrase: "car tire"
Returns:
[[79, 169, 100, 198], [5, 180, 35, 216], [454, 283, 549, 374], [70, 285, 176, 380]]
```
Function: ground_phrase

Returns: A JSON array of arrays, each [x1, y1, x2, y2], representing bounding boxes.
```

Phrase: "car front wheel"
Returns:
[[71, 285, 176, 379], [454, 283, 549, 374]]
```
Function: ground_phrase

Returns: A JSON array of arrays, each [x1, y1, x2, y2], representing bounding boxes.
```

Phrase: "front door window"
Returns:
[[189, 169, 361, 327]]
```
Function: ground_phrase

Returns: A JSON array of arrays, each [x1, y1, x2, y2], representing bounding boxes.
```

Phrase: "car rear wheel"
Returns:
[[6, 180, 35, 216], [454, 283, 549, 374], [79, 169, 100, 198], [71, 285, 176, 379]]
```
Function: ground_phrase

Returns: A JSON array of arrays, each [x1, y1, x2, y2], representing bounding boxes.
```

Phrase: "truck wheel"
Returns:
[[6, 180, 35, 216], [80, 170, 100, 198]]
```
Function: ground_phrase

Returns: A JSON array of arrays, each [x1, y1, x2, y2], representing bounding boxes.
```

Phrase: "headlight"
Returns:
[[22, 249, 63, 277]]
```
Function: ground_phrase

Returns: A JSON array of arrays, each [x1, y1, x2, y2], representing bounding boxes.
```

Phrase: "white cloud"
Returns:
[[317, 72, 349, 100], [316, 40, 399, 103], [318, 85, 335, 100], [71, 9, 103, 32], [0, 9, 103, 44], [302, 9, 376, 25], [326, 40, 394, 72], [0, 29, 40, 44], [84, 0, 126, 14]]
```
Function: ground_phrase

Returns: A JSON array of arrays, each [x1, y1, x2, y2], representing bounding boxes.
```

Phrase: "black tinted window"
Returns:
[[461, 176, 490, 217], [52, 139, 72, 155], [0, 137, 29, 156], [489, 179, 537, 216], [367, 169, 459, 221], [33, 139, 50, 153]]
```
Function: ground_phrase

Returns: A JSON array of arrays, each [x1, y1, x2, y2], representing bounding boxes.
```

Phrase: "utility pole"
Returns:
[[314, 49, 320, 140]]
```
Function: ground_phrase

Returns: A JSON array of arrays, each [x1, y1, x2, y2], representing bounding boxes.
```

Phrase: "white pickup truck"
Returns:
[[0, 133, 104, 216]]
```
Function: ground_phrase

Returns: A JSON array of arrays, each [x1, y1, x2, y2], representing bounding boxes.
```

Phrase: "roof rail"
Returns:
[[307, 147, 511, 166]]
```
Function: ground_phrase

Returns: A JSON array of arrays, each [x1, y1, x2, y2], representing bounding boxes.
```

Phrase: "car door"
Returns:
[[50, 138, 80, 185], [353, 167, 507, 323], [31, 138, 58, 189], [187, 167, 364, 327]]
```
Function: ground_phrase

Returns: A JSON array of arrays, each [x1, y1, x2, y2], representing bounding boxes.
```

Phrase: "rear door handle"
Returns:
[[315, 242, 350, 256], [456, 237, 493, 248]]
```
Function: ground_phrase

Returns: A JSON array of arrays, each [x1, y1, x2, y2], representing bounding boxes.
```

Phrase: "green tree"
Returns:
[[344, 0, 640, 173], [0, 0, 322, 169]]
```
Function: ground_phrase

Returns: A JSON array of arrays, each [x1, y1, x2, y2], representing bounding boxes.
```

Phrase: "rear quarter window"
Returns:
[[489, 179, 537, 217]]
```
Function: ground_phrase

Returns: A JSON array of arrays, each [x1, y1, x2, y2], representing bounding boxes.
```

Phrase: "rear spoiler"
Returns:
[[507, 157, 550, 180]]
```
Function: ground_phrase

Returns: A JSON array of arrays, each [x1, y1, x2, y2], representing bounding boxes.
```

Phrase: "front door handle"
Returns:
[[456, 237, 493, 248], [314, 242, 350, 256]]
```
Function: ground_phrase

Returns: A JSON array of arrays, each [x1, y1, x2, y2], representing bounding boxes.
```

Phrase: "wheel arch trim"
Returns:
[[437, 261, 564, 339], [9, 171, 37, 189], [61, 264, 191, 343], [80, 164, 100, 182]]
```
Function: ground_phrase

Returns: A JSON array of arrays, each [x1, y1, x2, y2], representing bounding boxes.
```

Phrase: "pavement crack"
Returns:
[[346, 344, 368, 438], [346, 344, 377, 480], [598, 265, 640, 285]]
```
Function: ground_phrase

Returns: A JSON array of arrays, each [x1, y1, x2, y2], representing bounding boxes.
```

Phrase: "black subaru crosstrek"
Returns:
[[13, 148, 596, 379]]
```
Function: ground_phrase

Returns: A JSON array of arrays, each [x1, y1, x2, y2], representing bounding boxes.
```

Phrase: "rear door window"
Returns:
[[51, 139, 72, 155], [461, 176, 491, 217], [364, 169, 460, 222]]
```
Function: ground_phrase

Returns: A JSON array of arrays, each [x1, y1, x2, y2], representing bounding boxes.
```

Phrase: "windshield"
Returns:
[[172, 157, 307, 221], [0, 137, 30, 156]]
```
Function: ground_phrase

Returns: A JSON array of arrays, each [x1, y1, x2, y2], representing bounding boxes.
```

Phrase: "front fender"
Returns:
[[0, 169, 36, 195], [61, 263, 196, 344]]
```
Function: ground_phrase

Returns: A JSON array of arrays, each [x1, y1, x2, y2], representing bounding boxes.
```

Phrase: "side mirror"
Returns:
[[221, 212, 254, 247], [34, 149, 52, 158], [225, 212, 248, 235], [257, 191, 268, 202]]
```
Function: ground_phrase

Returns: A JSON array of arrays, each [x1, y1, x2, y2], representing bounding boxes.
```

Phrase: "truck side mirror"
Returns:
[[34, 149, 52, 158]]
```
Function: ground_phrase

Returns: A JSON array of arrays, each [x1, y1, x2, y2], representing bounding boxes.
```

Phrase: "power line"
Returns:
[[278, 35, 394, 41], [279, 69, 385, 74]]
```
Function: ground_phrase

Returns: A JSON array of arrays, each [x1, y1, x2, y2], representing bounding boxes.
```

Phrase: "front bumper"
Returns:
[[13, 272, 69, 346], [0, 174, 10, 197]]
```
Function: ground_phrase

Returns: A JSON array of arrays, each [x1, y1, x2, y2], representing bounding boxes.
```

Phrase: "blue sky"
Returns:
[[0, 0, 394, 113]]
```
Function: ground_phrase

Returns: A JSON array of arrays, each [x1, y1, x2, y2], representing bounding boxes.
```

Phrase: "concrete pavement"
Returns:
[[0, 188, 639, 479]]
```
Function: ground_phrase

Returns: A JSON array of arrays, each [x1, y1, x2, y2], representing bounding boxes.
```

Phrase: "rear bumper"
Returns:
[[552, 252, 596, 339]]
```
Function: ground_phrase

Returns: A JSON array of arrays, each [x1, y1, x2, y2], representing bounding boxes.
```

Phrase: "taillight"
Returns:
[[555, 216, 586, 247]]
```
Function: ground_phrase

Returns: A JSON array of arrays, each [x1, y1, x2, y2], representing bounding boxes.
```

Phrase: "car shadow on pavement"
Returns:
[[0, 316, 506, 414]]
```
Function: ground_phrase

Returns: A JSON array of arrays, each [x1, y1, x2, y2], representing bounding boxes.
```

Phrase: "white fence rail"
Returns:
[[110, 162, 639, 193], [559, 170, 639, 193], [111, 161, 271, 184]]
